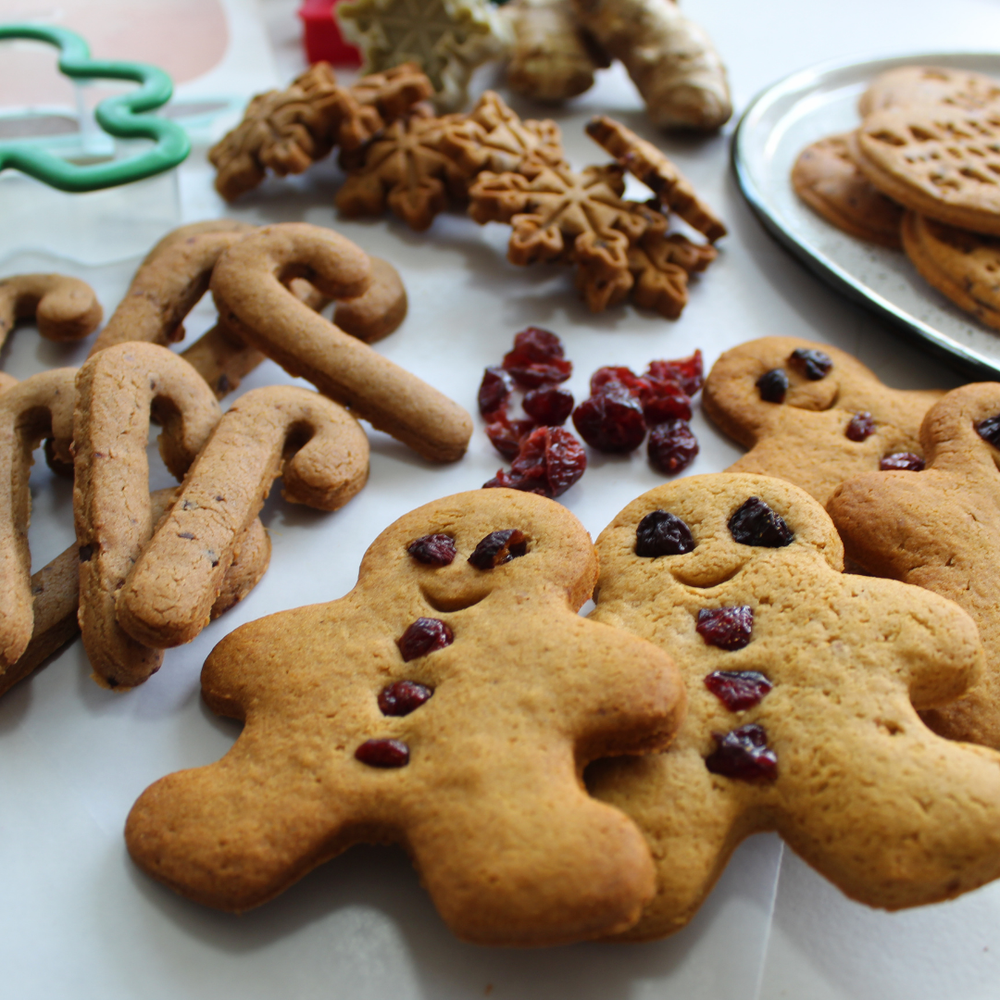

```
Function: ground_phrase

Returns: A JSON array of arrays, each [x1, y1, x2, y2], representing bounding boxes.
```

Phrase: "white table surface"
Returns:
[[2, 0, 1000, 997]]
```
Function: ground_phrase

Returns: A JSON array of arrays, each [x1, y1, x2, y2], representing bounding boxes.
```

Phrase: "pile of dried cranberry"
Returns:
[[572, 350, 704, 475], [478, 327, 587, 498]]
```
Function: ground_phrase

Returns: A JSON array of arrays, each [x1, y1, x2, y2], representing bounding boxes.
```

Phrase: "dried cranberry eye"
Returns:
[[756, 368, 789, 403], [355, 739, 409, 768], [397, 618, 454, 661], [728, 497, 794, 547], [880, 452, 925, 472], [976, 414, 1000, 448], [478, 366, 514, 417], [705, 723, 777, 782], [379, 680, 433, 716], [845, 412, 876, 441], [788, 348, 833, 380], [407, 534, 457, 566], [468, 529, 528, 569], [704, 670, 772, 711], [635, 509, 696, 557], [696, 607, 753, 650]]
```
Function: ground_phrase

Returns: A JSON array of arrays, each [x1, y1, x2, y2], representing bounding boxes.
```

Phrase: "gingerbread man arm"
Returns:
[[0, 369, 77, 670], [0, 273, 102, 348], [210, 223, 472, 462], [73, 344, 222, 688], [117, 385, 369, 648]]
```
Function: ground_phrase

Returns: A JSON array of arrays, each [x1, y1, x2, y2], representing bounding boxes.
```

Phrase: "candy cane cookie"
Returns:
[[0, 489, 271, 698], [0, 273, 102, 349], [118, 385, 369, 648], [73, 343, 223, 688], [211, 223, 472, 462], [0, 368, 76, 671]]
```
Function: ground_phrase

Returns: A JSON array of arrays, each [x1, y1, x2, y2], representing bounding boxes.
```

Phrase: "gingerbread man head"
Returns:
[[588, 472, 1000, 940], [126, 488, 685, 946], [828, 381, 1000, 748], [702, 337, 943, 505]]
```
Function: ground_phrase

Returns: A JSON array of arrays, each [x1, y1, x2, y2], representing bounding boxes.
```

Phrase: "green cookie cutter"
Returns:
[[0, 23, 190, 192]]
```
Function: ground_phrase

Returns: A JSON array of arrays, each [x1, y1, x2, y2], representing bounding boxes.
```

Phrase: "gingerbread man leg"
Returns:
[[127, 489, 685, 945]]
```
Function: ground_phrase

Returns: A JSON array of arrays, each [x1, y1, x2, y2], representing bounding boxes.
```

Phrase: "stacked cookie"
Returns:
[[792, 65, 1000, 330]]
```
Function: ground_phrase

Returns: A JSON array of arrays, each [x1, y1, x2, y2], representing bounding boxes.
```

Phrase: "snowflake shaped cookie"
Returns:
[[337, 0, 510, 112]]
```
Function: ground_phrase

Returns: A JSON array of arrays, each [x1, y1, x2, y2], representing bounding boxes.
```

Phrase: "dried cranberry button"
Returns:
[[355, 739, 410, 768], [705, 723, 777, 782], [696, 607, 753, 650], [468, 529, 528, 569], [704, 670, 772, 711], [756, 368, 789, 403], [397, 618, 454, 661], [788, 348, 833, 380], [407, 534, 457, 566], [647, 419, 699, 475], [379, 680, 433, 716], [845, 411, 876, 442], [976, 414, 1000, 448], [880, 452, 925, 472], [728, 497, 794, 548], [635, 510, 696, 557]]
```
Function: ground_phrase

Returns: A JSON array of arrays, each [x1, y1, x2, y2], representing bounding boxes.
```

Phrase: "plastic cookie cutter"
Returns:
[[0, 22, 190, 192]]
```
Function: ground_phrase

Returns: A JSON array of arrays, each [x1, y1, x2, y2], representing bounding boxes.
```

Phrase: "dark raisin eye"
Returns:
[[467, 529, 528, 569], [728, 497, 794, 547], [880, 452, 925, 472], [635, 510, 696, 557], [788, 348, 833, 380], [976, 414, 1000, 448], [407, 534, 457, 566], [756, 368, 789, 403], [397, 619, 453, 661], [705, 723, 777, 782], [845, 412, 876, 441], [696, 607, 753, 649]]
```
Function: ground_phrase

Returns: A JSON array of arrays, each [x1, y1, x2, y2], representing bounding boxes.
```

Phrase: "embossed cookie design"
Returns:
[[702, 337, 943, 505], [126, 488, 686, 946], [588, 473, 1000, 940], [828, 382, 1000, 749]]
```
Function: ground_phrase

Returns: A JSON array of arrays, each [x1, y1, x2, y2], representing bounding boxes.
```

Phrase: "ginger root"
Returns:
[[571, 0, 731, 130], [501, 0, 609, 103]]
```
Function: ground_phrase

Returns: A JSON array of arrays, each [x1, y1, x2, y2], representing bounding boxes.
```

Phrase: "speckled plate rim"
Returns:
[[732, 50, 1000, 382]]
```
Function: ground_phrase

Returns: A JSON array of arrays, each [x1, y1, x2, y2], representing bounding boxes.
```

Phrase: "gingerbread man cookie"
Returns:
[[702, 337, 943, 505], [827, 382, 1000, 749], [587, 473, 1000, 940], [126, 488, 686, 946]]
